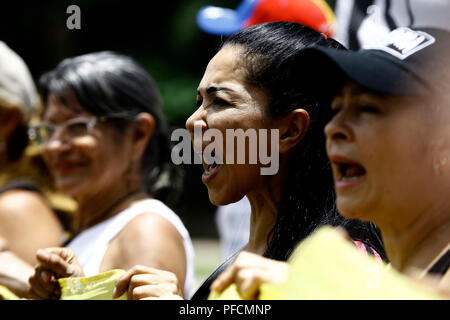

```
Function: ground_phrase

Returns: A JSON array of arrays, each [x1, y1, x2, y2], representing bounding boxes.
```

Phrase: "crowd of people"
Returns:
[[0, 1, 449, 301]]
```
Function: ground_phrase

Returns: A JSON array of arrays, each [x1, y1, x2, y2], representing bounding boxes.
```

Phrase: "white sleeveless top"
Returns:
[[67, 199, 195, 298]]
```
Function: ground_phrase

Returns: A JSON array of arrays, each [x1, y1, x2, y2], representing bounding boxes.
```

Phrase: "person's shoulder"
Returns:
[[128, 199, 188, 234], [0, 189, 62, 244], [105, 201, 186, 269], [0, 188, 51, 219], [116, 201, 184, 245], [125, 209, 178, 232]]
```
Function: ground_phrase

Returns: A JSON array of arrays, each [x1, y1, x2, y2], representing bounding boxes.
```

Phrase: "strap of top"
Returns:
[[428, 249, 450, 275], [0, 179, 41, 195], [191, 248, 242, 300]]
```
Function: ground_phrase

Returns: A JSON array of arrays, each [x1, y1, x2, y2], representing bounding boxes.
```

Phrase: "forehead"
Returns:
[[337, 81, 450, 127], [337, 81, 430, 106], [44, 92, 91, 121], [198, 45, 248, 91]]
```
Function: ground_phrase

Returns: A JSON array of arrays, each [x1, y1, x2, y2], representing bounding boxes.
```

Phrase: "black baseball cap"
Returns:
[[298, 27, 450, 96]]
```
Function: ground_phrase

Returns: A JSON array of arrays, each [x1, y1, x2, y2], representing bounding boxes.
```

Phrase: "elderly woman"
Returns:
[[27, 52, 194, 299], [112, 22, 386, 300], [213, 27, 450, 298]]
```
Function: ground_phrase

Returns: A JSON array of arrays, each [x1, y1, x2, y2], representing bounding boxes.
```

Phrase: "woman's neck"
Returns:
[[73, 185, 147, 234], [380, 214, 450, 275], [244, 162, 288, 255], [245, 192, 279, 255]]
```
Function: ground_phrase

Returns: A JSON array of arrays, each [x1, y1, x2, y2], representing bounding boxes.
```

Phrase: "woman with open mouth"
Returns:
[[112, 22, 387, 300], [26, 52, 194, 299], [320, 27, 450, 292]]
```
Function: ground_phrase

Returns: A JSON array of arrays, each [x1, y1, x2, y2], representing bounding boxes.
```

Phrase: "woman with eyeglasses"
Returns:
[[27, 51, 194, 299]]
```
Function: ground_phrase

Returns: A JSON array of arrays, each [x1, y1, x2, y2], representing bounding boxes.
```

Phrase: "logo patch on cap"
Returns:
[[364, 27, 435, 60]]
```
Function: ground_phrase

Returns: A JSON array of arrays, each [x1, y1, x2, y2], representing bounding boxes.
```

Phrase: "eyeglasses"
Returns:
[[29, 116, 107, 145]]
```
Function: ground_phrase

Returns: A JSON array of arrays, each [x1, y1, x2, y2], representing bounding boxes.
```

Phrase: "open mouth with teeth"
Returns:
[[332, 158, 367, 190], [204, 162, 221, 174], [337, 162, 366, 181], [202, 151, 223, 184]]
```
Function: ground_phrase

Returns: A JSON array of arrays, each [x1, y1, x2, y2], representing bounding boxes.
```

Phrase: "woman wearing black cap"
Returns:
[[322, 27, 450, 293]]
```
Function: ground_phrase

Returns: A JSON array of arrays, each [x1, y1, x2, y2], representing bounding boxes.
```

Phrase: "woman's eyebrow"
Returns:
[[207, 86, 234, 94], [196, 87, 234, 95]]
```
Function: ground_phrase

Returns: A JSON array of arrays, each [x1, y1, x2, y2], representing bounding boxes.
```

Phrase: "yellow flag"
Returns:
[[58, 269, 127, 300], [0, 285, 19, 300]]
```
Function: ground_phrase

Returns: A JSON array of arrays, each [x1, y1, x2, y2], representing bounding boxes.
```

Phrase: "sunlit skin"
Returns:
[[325, 81, 450, 274]]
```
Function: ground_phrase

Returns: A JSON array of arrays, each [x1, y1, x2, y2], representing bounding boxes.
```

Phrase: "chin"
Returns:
[[207, 188, 244, 206], [336, 198, 375, 222], [208, 194, 229, 206], [55, 178, 85, 199]]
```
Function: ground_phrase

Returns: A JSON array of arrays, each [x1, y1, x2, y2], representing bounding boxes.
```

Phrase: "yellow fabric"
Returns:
[[58, 269, 127, 300], [209, 226, 442, 300], [0, 284, 19, 300]]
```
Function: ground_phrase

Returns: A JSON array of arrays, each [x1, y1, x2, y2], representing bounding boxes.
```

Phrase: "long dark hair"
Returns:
[[223, 22, 386, 261], [38, 51, 181, 205]]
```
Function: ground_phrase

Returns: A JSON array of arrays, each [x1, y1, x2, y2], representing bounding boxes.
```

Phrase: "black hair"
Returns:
[[38, 51, 181, 205], [223, 22, 386, 261]]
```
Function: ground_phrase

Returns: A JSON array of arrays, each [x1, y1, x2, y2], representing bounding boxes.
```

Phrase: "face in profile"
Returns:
[[41, 92, 136, 199], [186, 45, 277, 206], [325, 81, 450, 228]]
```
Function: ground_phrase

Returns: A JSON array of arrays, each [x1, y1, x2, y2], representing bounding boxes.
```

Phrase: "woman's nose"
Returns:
[[186, 109, 208, 155], [324, 113, 353, 142], [186, 109, 207, 135], [43, 129, 72, 154]]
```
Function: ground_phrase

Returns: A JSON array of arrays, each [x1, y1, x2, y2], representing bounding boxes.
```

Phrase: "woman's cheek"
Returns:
[[74, 135, 98, 149]]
